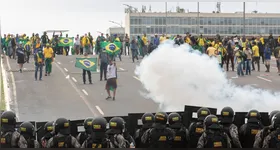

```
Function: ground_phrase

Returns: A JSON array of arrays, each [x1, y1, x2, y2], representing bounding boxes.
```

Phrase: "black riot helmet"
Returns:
[[220, 107, 234, 124], [84, 118, 94, 134], [44, 121, 54, 133], [54, 118, 70, 135], [153, 112, 168, 129], [168, 112, 182, 129], [204, 115, 221, 130], [269, 110, 280, 125], [271, 112, 280, 129], [107, 117, 125, 134], [19, 122, 35, 138], [141, 113, 155, 129], [91, 117, 107, 139], [197, 107, 211, 121], [246, 109, 261, 123], [1, 111, 17, 132]]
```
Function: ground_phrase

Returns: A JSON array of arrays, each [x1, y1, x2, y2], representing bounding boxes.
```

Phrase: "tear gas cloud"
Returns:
[[135, 40, 280, 113]]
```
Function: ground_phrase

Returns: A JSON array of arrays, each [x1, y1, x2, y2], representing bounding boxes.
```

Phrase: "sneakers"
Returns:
[[19, 69, 22, 73], [113, 97, 115, 100], [106, 96, 111, 100]]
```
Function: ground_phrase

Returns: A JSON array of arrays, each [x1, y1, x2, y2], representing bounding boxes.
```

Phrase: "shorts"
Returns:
[[17, 56, 25, 64], [106, 78, 117, 90]]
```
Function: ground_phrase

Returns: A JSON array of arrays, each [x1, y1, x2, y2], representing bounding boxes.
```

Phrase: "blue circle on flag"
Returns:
[[109, 44, 116, 50], [83, 60, 91, 66], [63, 39, 69, 43]]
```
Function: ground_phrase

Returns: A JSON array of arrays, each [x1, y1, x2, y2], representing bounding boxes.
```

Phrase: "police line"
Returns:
[[1, 105, 270, 142]]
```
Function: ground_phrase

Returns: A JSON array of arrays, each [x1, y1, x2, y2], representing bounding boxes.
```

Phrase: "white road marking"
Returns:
[[119, 67, 125, 71], [97, 69, 100, 72], [57, 62, 61, 65], [95, 106, 104, 115], [257, 76, 272, 82], [66, 75, 70, 79], [271, 66, 277, 69], [72, 77, 77, 82], [82, 89, 88, 96], [23, 68, 27, 70], [133, 76, 140, 81], [231, 76, 238, 79], [64, 68, 68, 72]]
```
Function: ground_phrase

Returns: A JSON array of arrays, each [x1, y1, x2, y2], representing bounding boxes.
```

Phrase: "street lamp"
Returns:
[[109, 20, 123, 28]]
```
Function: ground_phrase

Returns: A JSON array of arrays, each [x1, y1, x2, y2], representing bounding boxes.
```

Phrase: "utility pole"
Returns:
[[243, 2, 245, 35], [165, 2, 168, 35], [197, 2, 200, 35], [0, 18, 2, 56]]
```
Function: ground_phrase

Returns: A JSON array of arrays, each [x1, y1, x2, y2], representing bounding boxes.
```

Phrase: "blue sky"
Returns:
[[0, 0, 280, 37]]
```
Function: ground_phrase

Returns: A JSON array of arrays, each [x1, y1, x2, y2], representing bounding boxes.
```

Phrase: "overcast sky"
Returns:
[[1, 0, 280, 37]]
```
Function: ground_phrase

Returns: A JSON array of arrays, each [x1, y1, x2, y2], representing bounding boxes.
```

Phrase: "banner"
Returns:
[[75, 58, 97, 72], [58, 37, 74, 47]]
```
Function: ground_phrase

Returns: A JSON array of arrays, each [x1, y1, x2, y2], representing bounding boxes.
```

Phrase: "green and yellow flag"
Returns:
[[75, 58, 97, 72], [101, 41, 122, 56], [58, 37, 74, 47]]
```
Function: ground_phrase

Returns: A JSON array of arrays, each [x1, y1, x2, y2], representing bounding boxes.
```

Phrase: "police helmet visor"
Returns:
[[152, 123, 166, 129], [142, 122, 153, 129], [169, 122, 182, 129], [105, 128, 122, 135], [92, 131, 106, 140], [208, 123, 221, 130], [247, 117, 259, 123], [1, 124, 15, 132], [59, 127, 70, 135]]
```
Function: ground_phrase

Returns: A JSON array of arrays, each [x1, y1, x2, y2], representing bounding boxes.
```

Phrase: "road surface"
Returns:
[[2, 54, 280, 122]]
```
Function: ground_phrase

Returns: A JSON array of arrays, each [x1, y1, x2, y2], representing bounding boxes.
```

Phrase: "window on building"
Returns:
[[159, 18, 162, 25], [228, 18, 232, 25], [191, 18, 196, 25], [224, 18, 228, 25], [155, 18, 159, 25], [208, 20, 212, 25], [155, 27, 159, 34], [162, 18, 166, 25], [200, 18, 204, 25]]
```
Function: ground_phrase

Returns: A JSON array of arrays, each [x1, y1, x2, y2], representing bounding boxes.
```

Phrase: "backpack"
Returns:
[[52, 135, 73, 148], [148, 128, 173, 148], [86, 137, 110, 148], [204, 130, 228, 148], [189, 122, 204, 148], [172, 127, 188, 148], [241, 123, 262, 148], [1, 132, 13, 148]]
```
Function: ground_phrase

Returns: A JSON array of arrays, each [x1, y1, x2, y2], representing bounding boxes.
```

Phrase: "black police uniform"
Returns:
[[220, 107, 242, 148], [189, 107, 211, 148], [0, 111, 21, 148], [41, 121, 55, 148], [18, 122, 40, 148], [76, 118, 94, 145], [82, 117, 111, 148], [262, 112, 280, 148], [239, 110, 264, 148], [168, 112, 190, 148], [134, 113, 155, 148], [197, 115, 231, 148], [106, 117, 129, 148], [46, 118, 80, 148], [141, 112, 175, 148]]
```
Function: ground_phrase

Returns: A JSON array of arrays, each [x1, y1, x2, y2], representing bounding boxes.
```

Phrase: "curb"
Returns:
[[1, 55, 10, 111]]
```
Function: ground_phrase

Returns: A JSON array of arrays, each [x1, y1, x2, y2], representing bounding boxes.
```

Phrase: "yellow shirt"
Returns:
[[260, 37, 264, 45], [160, 36, 166, 43], [82, 36, 89, 47], [252, 45, 260, 57], [207, 47, 216, 56], [278, 37, 280, 44], [43, 47, 54, 58], [235, 51, 242, 63], [197, 38, 205, 46], [142, 36, 148, 45], [185, 37, 191, 44]]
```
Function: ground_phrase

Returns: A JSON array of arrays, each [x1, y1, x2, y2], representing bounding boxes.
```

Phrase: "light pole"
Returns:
[[109, 20, 123, 28], [0, 18, 2, 56], [243, 2, 245, 35]]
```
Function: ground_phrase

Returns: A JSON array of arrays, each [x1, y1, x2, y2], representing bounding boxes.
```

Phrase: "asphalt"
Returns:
[[3, 54, 280, 122]]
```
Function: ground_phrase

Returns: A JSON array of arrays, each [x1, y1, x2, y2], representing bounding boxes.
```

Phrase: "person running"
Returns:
[[16, 42, 25, 73], [43, 43, 54, 76], [130, 37, 139, 63], [105, 60, 117, 101]]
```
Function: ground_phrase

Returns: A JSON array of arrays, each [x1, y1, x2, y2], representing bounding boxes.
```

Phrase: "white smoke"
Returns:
[[135, 40, 280, 113]]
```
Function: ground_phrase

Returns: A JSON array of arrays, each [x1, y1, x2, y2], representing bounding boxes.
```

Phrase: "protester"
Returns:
[[105, 60, 117, 101], [43, 43, 54, 76], [16, 42, 25, 73]]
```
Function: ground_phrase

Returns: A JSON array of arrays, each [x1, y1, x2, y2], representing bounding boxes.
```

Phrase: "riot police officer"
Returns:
[[168, 112, 190, 148], [262, 112, 280, 148], [77, 118, 94, 145], [254, 110, 280, 148], [0, 111, 21, 148], [18, 122, 40, 148], [197, 115, 231, 148], [46, 118, 80, 148], [41, 121, 55, 148], [239, 109, 263, 148], [219, 107, 242, 148], [106, 117, 129, 148], [189, 107, 211, 148], [81, 117, 111, 148], [134, 113, 155, 148], [120, 117, 136, 148], [141, 112, 175, 148]]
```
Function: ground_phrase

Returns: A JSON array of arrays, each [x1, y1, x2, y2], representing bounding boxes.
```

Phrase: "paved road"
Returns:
[[3, 54, 280, 122]]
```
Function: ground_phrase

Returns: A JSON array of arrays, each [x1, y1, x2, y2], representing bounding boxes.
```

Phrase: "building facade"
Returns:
[[107, 27, 125, 39], [125, 12, 280, 38]]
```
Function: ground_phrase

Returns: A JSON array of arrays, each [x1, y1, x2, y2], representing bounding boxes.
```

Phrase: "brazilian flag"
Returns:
[[19, 38, 28, 46], [58, 37, 74, 47], [101, 41, 122, 56], [75, 58, 97, 72]]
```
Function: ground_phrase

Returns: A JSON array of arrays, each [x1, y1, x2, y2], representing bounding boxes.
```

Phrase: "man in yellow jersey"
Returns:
[[197, 34, 206, 53], [159, 34, 166, 44], [252, 41, 260, 72], [43, 43, 54, 76], [142, 34, 148, 56], [206, 43, 216, 57], [184, 32, 191, 45], [278, 36, 280, 46]]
